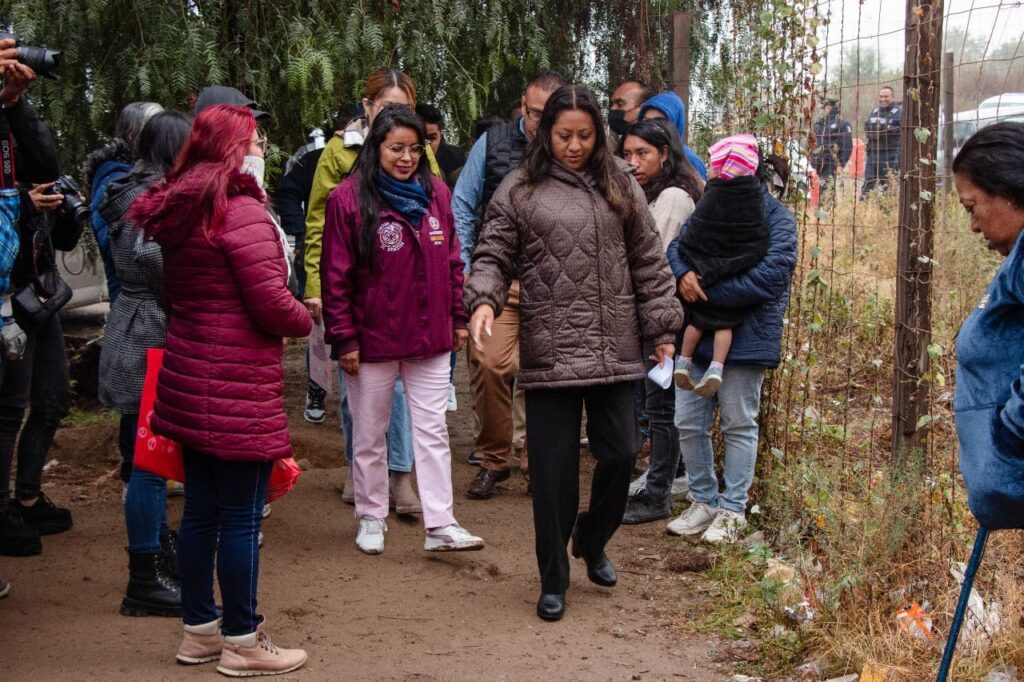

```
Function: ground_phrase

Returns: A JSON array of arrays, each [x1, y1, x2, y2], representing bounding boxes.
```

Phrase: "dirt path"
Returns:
[[1, 346, 728, 681]]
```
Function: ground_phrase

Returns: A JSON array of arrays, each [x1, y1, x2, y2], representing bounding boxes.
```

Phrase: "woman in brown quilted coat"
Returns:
[[465, 85, 683, 621]]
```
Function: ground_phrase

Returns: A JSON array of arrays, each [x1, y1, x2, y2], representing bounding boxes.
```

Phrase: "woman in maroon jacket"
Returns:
[[321, 104, 483, 555], [131, 105, 311, 677]]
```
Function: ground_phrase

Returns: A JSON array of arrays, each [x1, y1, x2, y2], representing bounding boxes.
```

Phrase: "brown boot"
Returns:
[[390, 471, 421, 515], [217, 630, 307, 677], [176, 619, 223, 665]]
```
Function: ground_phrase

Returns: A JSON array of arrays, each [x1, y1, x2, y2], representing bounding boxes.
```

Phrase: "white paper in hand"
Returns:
[[309, 318, 333, 396], [647, 358, 673, 390]]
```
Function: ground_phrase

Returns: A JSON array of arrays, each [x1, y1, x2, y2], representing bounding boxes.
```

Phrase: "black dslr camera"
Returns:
[[48, 175, 89, 222], [0, 32, 61, 80]]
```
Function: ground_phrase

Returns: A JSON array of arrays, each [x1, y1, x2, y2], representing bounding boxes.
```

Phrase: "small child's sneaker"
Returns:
[[694, 365, 723, 398], [424, 523, 484, 552], [673, 357, 696, 390]]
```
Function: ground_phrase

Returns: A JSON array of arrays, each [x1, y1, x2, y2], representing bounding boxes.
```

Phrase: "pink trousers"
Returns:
[[345, 353, 455, 529]]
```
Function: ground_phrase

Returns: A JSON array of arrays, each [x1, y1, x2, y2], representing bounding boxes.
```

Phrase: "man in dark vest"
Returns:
[[861, 85, 902, 198], [452, 70, 565, 499]]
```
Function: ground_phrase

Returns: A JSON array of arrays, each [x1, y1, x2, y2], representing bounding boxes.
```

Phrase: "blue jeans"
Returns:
[[119, 413, 169, 553], [178, 448, 271, 635], [675, 363, 765, 514], [339, 373, 413, 472]]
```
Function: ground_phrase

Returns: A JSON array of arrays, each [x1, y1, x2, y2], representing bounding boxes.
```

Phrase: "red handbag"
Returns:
[[133, 349, 302, 501]]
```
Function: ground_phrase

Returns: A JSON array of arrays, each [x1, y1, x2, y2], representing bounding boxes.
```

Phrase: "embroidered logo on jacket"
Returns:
[[378, 222, 405, 252], [427, 216, 444, 246]]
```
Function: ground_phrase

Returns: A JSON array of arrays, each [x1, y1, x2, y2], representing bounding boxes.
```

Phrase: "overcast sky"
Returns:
[[824, 0, 1024, 67]]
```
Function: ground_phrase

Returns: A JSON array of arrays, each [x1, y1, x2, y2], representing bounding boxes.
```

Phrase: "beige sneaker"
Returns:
[[389, 471, 421, 515], [176, 619, 223, 665], [217, 630, 307, 677]]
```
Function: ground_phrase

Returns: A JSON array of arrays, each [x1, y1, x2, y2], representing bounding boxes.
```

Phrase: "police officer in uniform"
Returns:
[[861, 86, 902, 197], [812, 97, 852, 188]]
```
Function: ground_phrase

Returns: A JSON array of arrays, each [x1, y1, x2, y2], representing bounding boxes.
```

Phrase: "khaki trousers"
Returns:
[[469, 280, 527, 472]]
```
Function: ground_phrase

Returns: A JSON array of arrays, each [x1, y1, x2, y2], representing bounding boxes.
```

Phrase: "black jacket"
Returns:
[[864, 104, 902, 156], [1, 97, 79, 290], [812, 112, 853, 176], [678, 175, 770, 330], [273, 147, 324, 243], [436, 142, 467, 187]]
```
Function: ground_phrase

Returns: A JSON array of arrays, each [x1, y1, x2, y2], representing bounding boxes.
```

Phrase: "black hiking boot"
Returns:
[[159, 529, 179, 581], [120, 551, 182, 617], [621, 492, 672, 525]]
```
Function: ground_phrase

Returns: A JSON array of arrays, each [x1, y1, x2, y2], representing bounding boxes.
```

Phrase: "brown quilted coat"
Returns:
[[464, 162, 683, 390]]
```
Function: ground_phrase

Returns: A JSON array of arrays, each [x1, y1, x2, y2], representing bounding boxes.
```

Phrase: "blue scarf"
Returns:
[[376, 170, 430, 227]]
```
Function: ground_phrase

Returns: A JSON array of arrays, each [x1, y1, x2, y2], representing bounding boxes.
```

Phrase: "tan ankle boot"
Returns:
[[176, 619, 223, 665], [217, 630, 307, 677], [341, 466, 355, 505], [390, 471, 421, 515]]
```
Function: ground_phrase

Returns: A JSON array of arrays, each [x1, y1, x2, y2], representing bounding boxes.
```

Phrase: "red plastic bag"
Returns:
[[133, 349, 302, 500], [134, 349, 185, 482], [267, 457, 302, 502]]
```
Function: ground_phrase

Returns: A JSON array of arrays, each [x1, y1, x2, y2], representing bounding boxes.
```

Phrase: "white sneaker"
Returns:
[[356, 516, 387, 555], [447, 383, 458, 412], [628, 469, 649, 497], [666, 502, 718, 536], [670, 475, 690, 499], [700, 509, 747, 545], [424, 523, 484, 552]]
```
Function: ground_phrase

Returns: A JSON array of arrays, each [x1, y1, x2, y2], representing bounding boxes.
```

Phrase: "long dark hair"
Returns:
[[617, 119, 703, 203], [135, 111, 193, 175], [521, 84, 637, 223], [353, 103, 433, 265]]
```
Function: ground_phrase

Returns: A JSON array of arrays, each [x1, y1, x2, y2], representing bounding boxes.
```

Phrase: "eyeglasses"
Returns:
[[524, 107, 544, 122], [254, 134, 268, 154], [385, 143, 425, 158]]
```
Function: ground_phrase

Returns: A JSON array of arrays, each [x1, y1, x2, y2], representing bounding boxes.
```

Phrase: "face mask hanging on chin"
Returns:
[[241, 155, 265, 189]]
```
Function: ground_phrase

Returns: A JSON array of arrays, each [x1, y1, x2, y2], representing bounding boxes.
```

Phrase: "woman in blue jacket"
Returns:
[[951, 122, 1024, 531], [665, 163, 797, 544]]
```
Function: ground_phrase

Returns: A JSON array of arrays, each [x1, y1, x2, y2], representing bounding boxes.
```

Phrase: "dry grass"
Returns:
[[694, 187, 1023, 680]]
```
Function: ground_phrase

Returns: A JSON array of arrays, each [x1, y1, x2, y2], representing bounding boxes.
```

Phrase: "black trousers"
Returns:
[[526, 381, 638, 594], [641, 341, 683, 507], [0, 313, 70, 507]]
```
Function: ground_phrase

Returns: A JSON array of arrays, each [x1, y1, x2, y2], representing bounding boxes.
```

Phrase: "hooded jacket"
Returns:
[[638, 92, 708, 181], [132, 171, 312, 461], [82, 139, 135, 301], [465, 161, 683, 389], [96, 166, 166, 413], [321, 175, 466, 363]]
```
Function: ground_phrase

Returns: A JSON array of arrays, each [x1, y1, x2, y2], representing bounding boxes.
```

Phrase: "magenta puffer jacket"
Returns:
[[321, 175, 467, 363], [148, 173, 312, 461]]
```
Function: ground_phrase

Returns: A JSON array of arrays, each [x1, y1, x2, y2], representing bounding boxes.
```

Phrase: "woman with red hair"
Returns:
[[131, 104, 311, 676]]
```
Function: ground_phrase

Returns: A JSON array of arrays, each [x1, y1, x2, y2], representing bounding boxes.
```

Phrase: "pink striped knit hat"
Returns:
[[708, 134, 760, 179]]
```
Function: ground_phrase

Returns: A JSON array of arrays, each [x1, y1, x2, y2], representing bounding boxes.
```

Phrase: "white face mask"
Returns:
[[241, 155, 265, 189]]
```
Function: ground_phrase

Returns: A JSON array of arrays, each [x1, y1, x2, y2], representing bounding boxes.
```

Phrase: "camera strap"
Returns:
[[0, 114, 15, 190]]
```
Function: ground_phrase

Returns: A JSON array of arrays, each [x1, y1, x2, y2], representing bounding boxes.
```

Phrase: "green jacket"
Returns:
[[303, 123, 441, 298]]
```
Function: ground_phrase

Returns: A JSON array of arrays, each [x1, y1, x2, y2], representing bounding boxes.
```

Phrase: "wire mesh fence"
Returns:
[[691, 1, 1024, 675]]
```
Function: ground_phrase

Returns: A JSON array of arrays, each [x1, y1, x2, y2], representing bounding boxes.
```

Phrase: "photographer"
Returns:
[[0, 43, 82, 559]]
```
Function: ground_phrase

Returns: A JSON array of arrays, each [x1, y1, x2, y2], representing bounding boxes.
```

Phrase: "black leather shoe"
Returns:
[[537, 592, 565, 621], [571, 525, 617, 587], [466, 468, 510, 499]]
